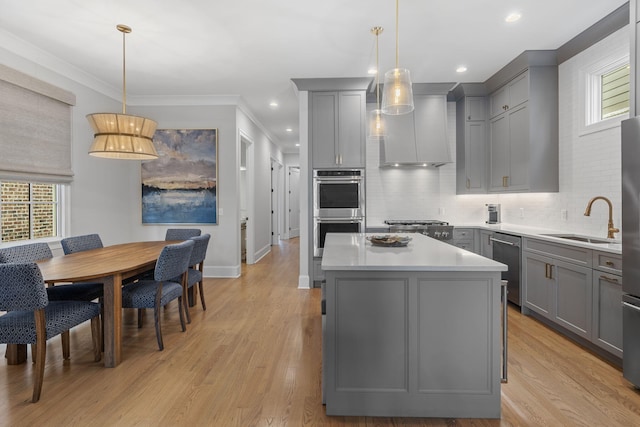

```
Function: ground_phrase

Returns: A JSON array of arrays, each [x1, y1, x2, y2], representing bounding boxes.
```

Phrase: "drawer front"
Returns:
[[453, 228, 474, 240], [593, 251, 622, 275], [524, 238, 592, 267]]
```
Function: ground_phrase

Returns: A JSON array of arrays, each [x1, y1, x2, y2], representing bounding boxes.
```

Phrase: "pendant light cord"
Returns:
[[395, 0, 399, 68], [376, 30, 380, 109], [122, 29, 127, 114]]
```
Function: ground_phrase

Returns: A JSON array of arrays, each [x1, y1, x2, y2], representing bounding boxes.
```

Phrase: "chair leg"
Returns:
[[61, 331, 70, 360], [90, 316, 102, 362], [154, 284, 164, 351], [182, 274, 191, 324], [198, 280, 206, 310], [178, 296, 186, 332], [32, 309, 47, 403], [138, 309, 144, 328]]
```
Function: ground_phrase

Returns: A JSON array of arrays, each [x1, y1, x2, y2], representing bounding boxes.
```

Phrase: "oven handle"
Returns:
[[490, 237, 519, 247], [315, 218, 364, 223]]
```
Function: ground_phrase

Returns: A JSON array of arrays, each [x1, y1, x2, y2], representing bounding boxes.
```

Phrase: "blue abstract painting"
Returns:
[[141, 129, 217, 224]]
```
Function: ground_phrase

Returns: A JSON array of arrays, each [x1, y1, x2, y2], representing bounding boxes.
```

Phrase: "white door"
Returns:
[[289, 167, 300, 238]]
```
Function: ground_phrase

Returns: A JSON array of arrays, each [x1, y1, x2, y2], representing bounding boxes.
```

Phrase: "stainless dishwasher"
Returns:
[[491, 232, 522, 306]]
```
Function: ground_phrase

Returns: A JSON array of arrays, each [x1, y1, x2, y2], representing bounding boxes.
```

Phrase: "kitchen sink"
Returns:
[[541, 234, 618, 244]]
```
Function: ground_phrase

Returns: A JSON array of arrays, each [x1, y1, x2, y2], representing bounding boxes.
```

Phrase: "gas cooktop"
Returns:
[[384, 220, 453, 240]]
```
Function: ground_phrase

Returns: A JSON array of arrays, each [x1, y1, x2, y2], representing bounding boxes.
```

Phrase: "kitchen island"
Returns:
[[321, 233, 507, 418]]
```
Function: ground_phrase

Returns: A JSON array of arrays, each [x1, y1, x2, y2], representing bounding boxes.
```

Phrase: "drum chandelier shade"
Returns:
[[87, 24, 158, 160], [381, 0, 414, 115], [368, 26, 386, 139]]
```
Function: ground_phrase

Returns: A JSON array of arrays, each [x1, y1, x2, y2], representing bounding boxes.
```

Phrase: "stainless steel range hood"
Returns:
[[377, 85, 454, 168]]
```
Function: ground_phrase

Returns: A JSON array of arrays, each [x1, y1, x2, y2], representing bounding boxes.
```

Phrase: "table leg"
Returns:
[[6, 344, 27, 365], [103, 273, 123, 367]]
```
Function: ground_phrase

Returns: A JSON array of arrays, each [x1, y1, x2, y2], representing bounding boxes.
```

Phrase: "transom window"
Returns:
[[0, 181, 59, 243]]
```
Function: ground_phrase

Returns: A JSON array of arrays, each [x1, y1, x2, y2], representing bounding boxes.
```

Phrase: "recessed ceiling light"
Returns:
[[295, 143, 300, 147], [368, 67, 377, 75], [505, 12, 521, 23], [286, 128, 293, 132], [456, 66, 467, 73], [269, 101, 278, 107]]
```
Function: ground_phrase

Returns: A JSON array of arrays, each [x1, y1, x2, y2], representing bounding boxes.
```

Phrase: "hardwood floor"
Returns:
[[1, 237, 640, 426]]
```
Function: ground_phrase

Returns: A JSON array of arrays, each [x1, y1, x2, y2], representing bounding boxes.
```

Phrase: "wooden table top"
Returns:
[[37, 241, 176, 283]]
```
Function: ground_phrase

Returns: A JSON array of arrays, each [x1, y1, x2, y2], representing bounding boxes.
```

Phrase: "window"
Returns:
[[0, 181, 59, 243], [601, 64, 630, 120], [580, 47, 630, 135]]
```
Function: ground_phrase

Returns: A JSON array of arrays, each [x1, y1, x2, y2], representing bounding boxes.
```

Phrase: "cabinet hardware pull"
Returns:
[[623, 302, 640, 312], [503, 176, 508, 187], [339, 154, 343, 165], [548, 264, 553, 280], [545, 263, 549, 279], [605, 261, 615, 266], [335, 155, 339, 165], [600, 275, 620, 284], [468, 115, 471, 121], [466, 178, 470, 189], [489, 237, 516, 246]]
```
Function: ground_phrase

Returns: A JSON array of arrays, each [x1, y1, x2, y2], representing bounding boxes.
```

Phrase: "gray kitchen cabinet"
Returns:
[[523, 238, 594, 339], [479, 230, 493, 258], [451, 227, 476, 252], [488, 68, 558, 193], [311, 91, 365, 168], [456, 96, 487, 194], [592, 251, 623, 358]]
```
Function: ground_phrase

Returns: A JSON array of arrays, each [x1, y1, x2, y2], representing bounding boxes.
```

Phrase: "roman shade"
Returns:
[[0, 64, 75, 183]]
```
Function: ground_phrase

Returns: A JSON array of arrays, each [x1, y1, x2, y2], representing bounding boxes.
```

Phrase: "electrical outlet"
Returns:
[[561, 209, 568, 221], [219, 208, 224, 216], [519, 208, 524, 218]]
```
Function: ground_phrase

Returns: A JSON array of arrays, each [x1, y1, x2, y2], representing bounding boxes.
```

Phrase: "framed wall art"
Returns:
[[141, 129, 218, 224]]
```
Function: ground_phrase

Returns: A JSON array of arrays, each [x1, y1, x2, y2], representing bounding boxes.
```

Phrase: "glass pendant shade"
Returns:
[[368, 109, 386, 138], [381, 68, 414, 115], [87, 113, 158, 159]]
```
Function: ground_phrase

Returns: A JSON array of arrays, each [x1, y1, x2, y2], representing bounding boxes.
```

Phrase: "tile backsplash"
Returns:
[[366, 27, 626, 239]]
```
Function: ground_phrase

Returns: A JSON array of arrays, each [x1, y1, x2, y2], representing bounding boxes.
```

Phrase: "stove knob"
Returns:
[[434, 231, 441, 237], [442, 231, 449, 238]]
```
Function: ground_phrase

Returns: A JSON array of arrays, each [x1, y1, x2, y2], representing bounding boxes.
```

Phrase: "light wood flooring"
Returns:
[[1, 237, 640, 426]]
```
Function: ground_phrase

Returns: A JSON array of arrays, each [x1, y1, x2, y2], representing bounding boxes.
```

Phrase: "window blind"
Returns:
[[0, 64, 75, 183]]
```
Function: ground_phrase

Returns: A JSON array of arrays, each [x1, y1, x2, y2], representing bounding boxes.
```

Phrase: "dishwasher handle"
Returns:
[[490, 237, 520, 247]]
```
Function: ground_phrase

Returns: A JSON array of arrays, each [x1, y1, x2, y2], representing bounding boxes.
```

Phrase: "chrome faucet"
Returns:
[[584, 196, 619, 239]]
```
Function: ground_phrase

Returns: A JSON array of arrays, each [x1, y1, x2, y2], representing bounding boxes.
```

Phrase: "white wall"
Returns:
[[367, 27, 628, 239]]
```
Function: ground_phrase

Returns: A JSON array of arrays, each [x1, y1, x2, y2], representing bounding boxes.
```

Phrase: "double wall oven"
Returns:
[[313, 169, 364, 257]]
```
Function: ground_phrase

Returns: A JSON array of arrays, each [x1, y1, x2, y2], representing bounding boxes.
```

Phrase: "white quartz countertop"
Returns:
[[366, 222, 621, 254], [321, 233, 508, 272]]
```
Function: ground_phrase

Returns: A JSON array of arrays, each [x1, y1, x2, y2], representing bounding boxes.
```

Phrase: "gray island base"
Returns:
[[321, 233, 507, 418]]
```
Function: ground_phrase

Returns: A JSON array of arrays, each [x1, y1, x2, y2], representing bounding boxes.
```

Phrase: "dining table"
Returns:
[[34, 240, 177, 368]]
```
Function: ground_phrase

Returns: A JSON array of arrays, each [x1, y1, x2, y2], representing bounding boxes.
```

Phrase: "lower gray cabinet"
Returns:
[[451, 228, 477, 252], [592, 271, 623, 358], [479, 230, 493, 258], [523, 239, 623, 358], [523, 242, 593, 339]]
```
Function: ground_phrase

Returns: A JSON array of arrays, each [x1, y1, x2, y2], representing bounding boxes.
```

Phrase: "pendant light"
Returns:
[[87, 24, 158, 160], [381, 0, 414, 115], [368, 26, 386, 139]]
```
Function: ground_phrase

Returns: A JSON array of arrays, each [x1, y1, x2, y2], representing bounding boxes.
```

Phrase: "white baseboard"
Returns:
[[204, 265, 241, 278], [254, 244, 271, 263], [298, 275, 311, 289]]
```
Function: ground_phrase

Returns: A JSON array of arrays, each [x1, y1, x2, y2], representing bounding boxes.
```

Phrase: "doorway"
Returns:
[[240, 132, 255, 264], [288, 166, 300, 238]]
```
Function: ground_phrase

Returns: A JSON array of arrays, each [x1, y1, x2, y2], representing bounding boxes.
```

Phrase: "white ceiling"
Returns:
[[0, 0, 628, 153]]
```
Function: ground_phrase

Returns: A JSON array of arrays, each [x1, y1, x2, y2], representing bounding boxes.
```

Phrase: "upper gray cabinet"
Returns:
[[456, 95, 487, 194], [488, 68, 559, 193], [311, 91, 365, 169]]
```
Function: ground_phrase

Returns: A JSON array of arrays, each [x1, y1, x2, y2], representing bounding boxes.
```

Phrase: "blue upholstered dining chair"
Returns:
[[0, 242, 103, 302], [0, 263, 101, 402], [121, 240, 194, 351], [179, 234, 210, 323], [60, 233, 103, 254], [165, 228, 201, 240], [0, 242, 104, 359]]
